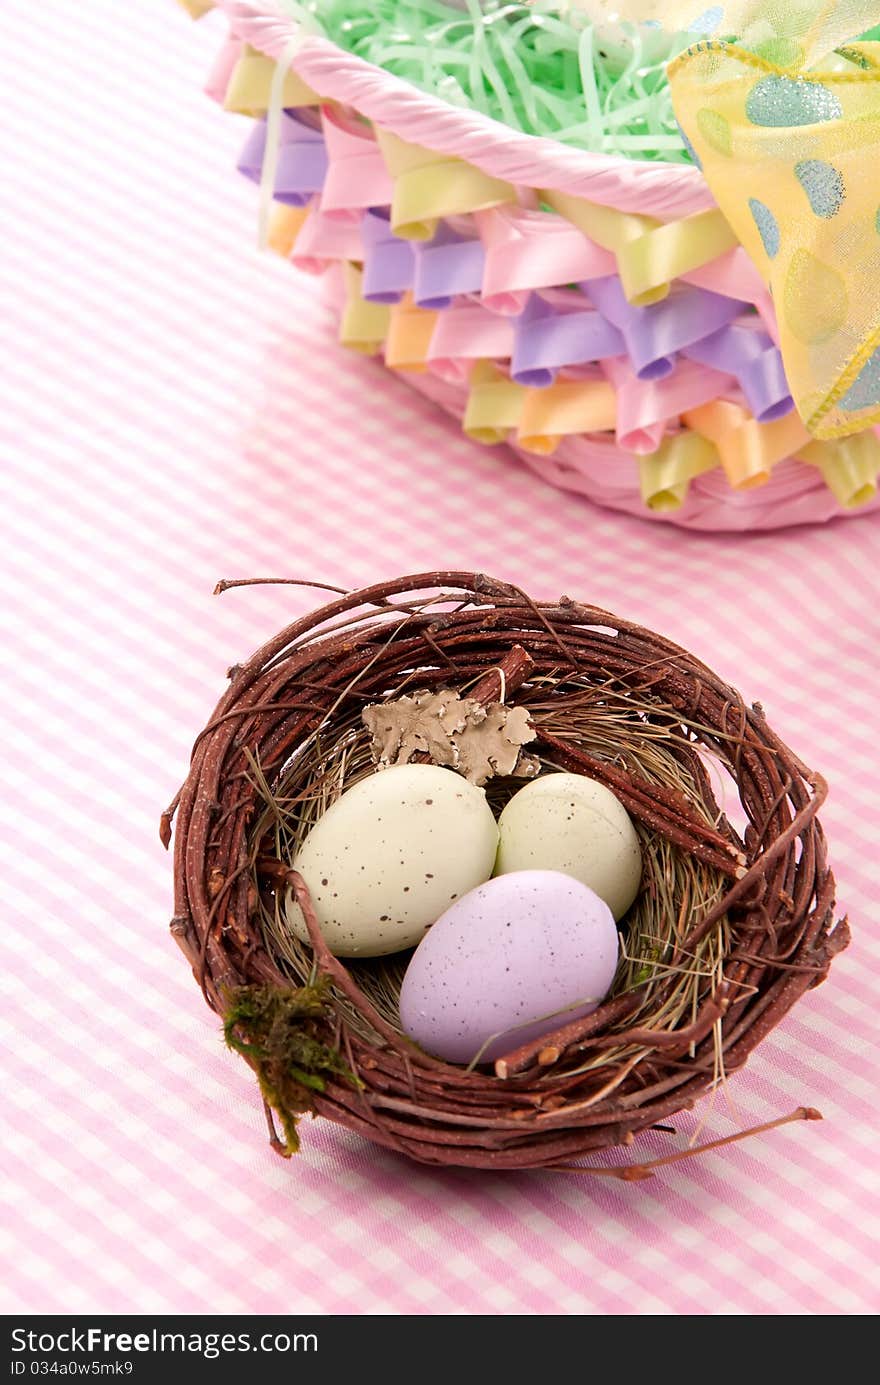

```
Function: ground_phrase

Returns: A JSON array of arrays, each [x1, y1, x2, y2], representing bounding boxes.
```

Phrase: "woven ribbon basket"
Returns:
[[164, 574, 849, 1175], [181, 0, 880, 531]]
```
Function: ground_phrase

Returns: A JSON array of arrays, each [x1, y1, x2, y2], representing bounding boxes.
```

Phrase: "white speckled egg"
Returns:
[[399, 871, 620, 1064], [495, 773, 642, 920], [284, 763, 499, 957]]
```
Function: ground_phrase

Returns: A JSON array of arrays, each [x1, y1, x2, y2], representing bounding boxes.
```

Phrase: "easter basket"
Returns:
[[182, 0, 880, 530], [163, 573, 849, 1175]]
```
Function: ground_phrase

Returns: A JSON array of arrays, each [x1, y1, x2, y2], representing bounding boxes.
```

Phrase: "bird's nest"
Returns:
[[163, 572, 847, 1176]]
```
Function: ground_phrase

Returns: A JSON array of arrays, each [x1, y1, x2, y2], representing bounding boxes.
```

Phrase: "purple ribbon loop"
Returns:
[[413, 225, 486, 310], [360, 210, 415, 304], [683, 325, 794, 422], [511, 294, 625, 388], [238, 112, 329, 208], [585, 277, 747, 382]]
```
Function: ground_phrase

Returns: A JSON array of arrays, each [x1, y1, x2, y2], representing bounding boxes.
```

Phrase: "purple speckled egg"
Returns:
[[398, 870, 620, 1065]]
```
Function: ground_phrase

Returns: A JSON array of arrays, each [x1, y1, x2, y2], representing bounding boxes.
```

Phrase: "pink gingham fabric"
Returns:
[[1, 0, 878, 1316]]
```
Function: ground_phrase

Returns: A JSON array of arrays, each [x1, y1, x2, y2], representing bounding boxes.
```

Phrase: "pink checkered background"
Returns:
[[2, 0, 878, 1315]]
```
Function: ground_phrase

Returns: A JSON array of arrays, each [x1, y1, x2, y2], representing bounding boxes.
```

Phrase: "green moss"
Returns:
[[224, 980, 360, 1155]]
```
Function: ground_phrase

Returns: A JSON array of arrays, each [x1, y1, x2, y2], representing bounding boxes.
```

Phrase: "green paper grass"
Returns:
[[286, 0, 695, 159]]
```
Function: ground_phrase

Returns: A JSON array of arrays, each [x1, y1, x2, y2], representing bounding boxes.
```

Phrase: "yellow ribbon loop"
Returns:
[[659, 4, 880, 440], [463, 363, 526, 445], [340, 264, 391, 355], [639, 433, 718, 511], [375, 130, 515, 241], [637, 421, 879, 511], [224, 45, 320, 116], [799, 432, 880, 506], [542, 191, 736, 305]]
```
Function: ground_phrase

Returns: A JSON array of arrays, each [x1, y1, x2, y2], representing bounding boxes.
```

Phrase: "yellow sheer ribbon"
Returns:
[[629, 1, 880, 440], [605, 4, 880, 67]]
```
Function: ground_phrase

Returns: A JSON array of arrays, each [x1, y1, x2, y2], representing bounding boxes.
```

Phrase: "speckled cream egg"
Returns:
[[399, 871, 620, 1064], [284, 764, 499, 957], [494, 773, 642, 920]]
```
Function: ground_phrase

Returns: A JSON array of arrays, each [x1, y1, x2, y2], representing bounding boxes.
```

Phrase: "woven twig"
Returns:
[[164, 573, 847, 1174]]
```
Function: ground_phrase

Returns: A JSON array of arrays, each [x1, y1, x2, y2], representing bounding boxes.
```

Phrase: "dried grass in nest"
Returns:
[[164, 572, 848, 1177]]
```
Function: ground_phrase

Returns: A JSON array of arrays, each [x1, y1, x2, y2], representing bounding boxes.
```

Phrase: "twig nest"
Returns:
[[165, 573, 848, 1175]]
